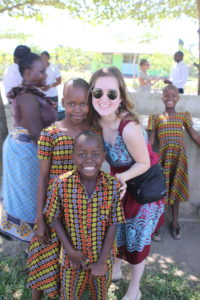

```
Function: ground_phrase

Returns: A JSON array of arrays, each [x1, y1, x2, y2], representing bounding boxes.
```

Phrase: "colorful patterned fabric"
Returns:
[[105, 132, 135, 167], [147, 112, 193, 205], [104, 120, 164, 264], [44, 170, 124, 268], [117, 202, 164, 252], [27, 125, 76, 298], [60, 265, 112, 300], [0, 127, 39, 241]]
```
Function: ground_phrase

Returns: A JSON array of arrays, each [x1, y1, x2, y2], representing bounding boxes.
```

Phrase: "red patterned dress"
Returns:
[[27, 124, 76, 298], [147, 112, 193, 205]]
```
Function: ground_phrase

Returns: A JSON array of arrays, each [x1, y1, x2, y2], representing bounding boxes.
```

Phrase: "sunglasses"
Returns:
[[92, 88, 118, 100]]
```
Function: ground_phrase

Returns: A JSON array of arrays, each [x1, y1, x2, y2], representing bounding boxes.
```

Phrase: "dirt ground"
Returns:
[[0, 201, 200, 286]]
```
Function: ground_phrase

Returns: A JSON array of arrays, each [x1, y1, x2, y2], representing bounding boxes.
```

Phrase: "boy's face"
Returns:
[[62, 85, 89, 124], [74, 136, 105, 181], [162, 88, 179, 108]]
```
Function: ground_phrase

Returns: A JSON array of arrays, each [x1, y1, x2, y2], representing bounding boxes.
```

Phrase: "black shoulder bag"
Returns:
[[118, 120, 166, 204]]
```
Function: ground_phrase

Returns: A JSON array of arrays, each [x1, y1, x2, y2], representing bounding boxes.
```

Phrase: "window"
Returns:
[[123, 54, 134, 63]]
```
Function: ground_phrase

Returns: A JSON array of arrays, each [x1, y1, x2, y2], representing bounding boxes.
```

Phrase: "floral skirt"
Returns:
[[117, 200, 164, 264], [0, 128, 39, 241]]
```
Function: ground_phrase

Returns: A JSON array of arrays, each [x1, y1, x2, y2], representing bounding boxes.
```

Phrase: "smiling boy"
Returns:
[[44, 131, 124, 300]]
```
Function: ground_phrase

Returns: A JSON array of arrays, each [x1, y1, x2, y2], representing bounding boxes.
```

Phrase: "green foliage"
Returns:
[[49, 46, 94, 72], [138, 53, 172, 77], [0, 46, 93, 80], [0, 0, 66, 20], [0, 51, 13, 80], [0, 32, 30, 41], [1, 1, 196, 24], [0, 253, 200, 300], [61, 0, 197, 24]]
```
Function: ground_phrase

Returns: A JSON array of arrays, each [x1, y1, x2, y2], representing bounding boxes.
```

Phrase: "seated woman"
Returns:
[[0, 52, 57, 242]]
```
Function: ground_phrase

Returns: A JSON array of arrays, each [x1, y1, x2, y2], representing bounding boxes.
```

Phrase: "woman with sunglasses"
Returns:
[[88, 66, 164, 300]]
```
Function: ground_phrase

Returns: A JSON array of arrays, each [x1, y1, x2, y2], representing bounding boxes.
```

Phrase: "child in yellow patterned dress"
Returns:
[[44, 131, 125, 300], [27, 78, 90, 300], [148, 85, 200, 240]]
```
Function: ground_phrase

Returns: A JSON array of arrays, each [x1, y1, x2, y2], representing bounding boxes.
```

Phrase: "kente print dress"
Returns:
[[44, 170, 125, 300], [104, 120, 164, 264], [147, 112, 193, 205], [27, 125, 76, 298]]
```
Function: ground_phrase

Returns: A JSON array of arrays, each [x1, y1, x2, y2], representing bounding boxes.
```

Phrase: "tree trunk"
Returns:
[[0, 91, 8, 174], [197, 0, 200, 94]]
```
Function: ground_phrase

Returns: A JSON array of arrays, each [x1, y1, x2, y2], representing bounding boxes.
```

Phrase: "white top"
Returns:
[[3, 63, 23, 96], [169, 61, 188, 89], [43, 64, 61, 97]]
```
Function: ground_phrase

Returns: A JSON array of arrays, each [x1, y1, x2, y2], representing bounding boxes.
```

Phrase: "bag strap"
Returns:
[[118, 119, 132, 136]]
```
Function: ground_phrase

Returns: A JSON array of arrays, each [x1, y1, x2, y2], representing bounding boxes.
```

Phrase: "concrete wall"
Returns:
[[131, 91, 200, 118], [3, 92, 200, 207]]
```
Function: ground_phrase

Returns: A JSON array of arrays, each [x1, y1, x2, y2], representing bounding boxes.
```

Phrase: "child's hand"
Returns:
[[68, 250, 88, 269], [87, 261, 108, 277], [36, 218, 50, 244]]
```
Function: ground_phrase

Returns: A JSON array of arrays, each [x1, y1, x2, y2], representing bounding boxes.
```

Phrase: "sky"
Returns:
[[0, 7, 198, 56]]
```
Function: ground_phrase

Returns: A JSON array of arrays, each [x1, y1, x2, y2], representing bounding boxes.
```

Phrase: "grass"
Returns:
[[0, 253, 200, 300]]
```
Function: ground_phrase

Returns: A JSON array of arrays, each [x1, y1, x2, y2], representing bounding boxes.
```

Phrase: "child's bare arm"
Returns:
[[88, 224, 117, 276], [52, 218, 87, 269], [148, 129, 156, 146], [186, 127, 200, 147], [36, 160, 51, 244]]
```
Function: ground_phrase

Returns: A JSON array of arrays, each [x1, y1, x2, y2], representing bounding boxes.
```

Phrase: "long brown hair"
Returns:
[[87, 66, 139, 130]]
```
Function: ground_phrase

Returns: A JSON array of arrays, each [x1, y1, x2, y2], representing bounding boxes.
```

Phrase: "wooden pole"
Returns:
[[196, 0, 200, 94], [0, 91, 8, 175]]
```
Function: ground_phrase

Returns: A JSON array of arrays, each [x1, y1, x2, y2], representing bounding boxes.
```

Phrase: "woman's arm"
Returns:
[[18, 93, 43, 144], [116, 122, 150, 182], [138, 77, 151, 86]]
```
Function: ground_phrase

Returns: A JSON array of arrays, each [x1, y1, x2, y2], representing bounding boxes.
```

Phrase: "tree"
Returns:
[[60, 0, 200, 93], [0, 94, 8, 175], [0, 0, 66, 19]]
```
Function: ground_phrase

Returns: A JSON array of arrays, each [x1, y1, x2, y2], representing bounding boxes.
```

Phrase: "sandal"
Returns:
[[170, 223, 182, 240], [152, 231, 161, 242]]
